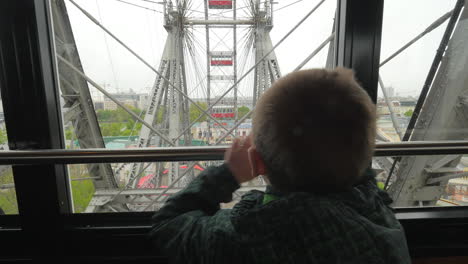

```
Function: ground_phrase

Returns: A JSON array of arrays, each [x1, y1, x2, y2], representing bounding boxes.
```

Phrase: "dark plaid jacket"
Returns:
[[149, 164, 411, 264]]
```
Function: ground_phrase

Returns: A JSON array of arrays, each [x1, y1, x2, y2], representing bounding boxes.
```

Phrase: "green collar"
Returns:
[[262, 193, 279, 205]]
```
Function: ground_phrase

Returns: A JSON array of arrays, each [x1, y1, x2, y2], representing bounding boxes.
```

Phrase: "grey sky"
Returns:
[[62, 0, 457, 100]]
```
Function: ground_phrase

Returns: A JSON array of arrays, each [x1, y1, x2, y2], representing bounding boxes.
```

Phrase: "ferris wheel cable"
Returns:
[[188, 75, 209, 98], [176, 3, 316, 140], [111, 0, 164, 13], [384, 0, 464, 190], [275, 0, 305, 12], [142, 161, 199, 211], [378, 76, 403, 141], [197, 0, 326, 107], [191, 55, 209, 95], [216, 5, 250, 15], [68, 0, 237, 137], [142, 123, 265, 210], [186, 52, 208, 97], [183, 35, 210, 99], [95, 0, 121, 93], [180, 27, 252, 132], [213, 107, 254, 145], [379, 9, 453, 68], [186, 38, 206, 78], [145, 11, 159, 66], [186, 34, 210, 89], [210, 30, 233, 50], [118, 159, 205, 209], [192, 24, 249, 84], [105, 162, 152, 207], [293, 33, 334, 72], [57, 54, 175, 146], [134, 0, 162, 4]]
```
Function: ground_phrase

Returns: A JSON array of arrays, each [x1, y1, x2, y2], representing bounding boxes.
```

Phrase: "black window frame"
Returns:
[[0, 0, 467, 262]]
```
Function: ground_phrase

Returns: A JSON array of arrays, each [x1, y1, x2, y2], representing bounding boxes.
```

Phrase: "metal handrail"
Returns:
[[1, 141, 468, 165]]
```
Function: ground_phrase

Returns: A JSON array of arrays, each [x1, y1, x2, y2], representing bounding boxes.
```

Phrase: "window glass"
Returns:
[[66, 152, 468, 213], [51, 0, 336, 213], [377, 0, 467, 208], [0, 91, 18, 215], [375, 155, 468, 208], [67, 161, 266, 212], [378, 0, 460, 141]]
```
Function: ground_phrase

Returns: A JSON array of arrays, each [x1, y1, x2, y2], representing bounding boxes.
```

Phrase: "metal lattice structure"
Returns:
[[51, 0, 127, 212], [49, 0, 468, 212], [388, 0, 468, 206], [53, 0, 285, 212]]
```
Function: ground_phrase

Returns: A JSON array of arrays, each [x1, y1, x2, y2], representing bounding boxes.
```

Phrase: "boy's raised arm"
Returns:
[[149, 163, 241, 262]]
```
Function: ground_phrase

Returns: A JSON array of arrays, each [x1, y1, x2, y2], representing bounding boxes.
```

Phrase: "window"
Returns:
[[377, 0, 467, 207], [3, 0, 468, 261], [50, 0, 336, 213], [0, 90, 17, 215]]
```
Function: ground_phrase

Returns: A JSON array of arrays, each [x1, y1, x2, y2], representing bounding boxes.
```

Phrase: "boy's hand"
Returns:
[[224, 136, 256, 184]]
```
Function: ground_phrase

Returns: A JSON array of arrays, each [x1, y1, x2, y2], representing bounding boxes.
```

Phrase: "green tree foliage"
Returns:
[[96, 107, 144, 137], [71, 179, 95, 213], [65, 128, 74, 140], [97, 107, 144, 123], [0, 169, 18, 214], [238, 106, 251, 120], [156, 106, 165, 124], [190, 102, 208, 123], [68, 164, 95, 213], [0, 129, 8, 145], [404, 109, 414, 117]]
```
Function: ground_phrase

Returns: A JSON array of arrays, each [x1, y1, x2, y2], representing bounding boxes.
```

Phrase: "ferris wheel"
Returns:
[[115, 0, 282, 195], [53, 0, 335, 212]]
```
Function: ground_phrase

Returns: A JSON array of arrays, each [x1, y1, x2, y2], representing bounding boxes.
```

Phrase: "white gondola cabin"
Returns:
[[210, 51, 233, 66]]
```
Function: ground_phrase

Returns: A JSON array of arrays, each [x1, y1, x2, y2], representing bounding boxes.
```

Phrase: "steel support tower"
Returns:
[[51, 0, 124, 212], [388, 1, 468, 206]]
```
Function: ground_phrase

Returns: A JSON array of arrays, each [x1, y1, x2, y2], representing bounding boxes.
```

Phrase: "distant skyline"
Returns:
[[61, 0, 457, 100]]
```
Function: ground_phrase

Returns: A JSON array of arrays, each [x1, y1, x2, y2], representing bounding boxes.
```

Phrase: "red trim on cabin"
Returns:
[[209, 1, 233, 8], [211, 60, 233, 66], [211, 113, 235, 118]]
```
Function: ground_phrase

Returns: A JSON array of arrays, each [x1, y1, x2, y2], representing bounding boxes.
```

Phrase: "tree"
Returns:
[[69, 164, 95, 213], [65, 128, 75, 140], [238, 106, 251, 120], [0, 129, 7, 144], [404, 109, 414, 117], [96, 107, 143, 123], [190, 102, 208, 123], [0, 169, 18, 214]]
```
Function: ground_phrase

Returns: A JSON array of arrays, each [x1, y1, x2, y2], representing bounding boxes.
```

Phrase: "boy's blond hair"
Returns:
[[253, 68, 376, 193]]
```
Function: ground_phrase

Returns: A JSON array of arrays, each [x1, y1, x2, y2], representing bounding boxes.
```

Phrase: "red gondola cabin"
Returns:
[[208, 1, 233, 9], [211, 105, 235, 118]]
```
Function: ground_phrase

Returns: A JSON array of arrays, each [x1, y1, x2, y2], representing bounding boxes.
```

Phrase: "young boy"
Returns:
[[150, 68, 411, 263]]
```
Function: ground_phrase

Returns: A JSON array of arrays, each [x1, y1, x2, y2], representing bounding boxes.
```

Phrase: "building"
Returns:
[[92, 90, 148, 111], [191, 120, 253, 145], [377, 99, 401, 116], [94, 101, 104, 110], [138, 94, 150, 110], [446, 177, 468, 204], [400, 100, 416, 114]]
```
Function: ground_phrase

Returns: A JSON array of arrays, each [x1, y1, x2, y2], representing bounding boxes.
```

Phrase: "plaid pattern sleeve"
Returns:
[[149, 164, 243, 263]]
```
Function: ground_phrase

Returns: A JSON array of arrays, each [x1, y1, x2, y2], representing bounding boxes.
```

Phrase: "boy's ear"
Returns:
[[248, 146, 267, 177]]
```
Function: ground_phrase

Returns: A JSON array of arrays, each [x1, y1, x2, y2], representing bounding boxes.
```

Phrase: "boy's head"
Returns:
[[248, 68, 376, 193]]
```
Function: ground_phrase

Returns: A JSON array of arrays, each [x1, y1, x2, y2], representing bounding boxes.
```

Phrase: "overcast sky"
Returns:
[[61, 0, 458, 101]]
